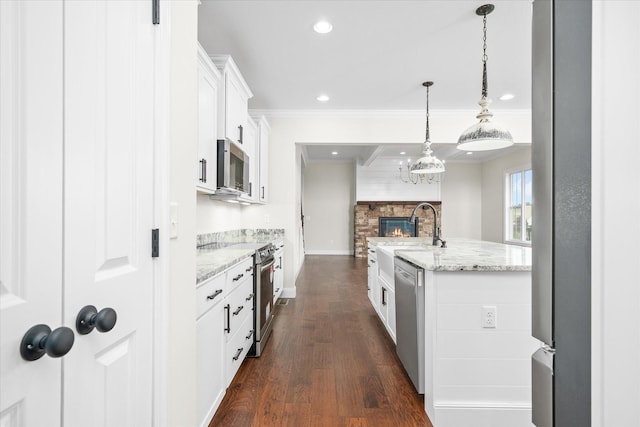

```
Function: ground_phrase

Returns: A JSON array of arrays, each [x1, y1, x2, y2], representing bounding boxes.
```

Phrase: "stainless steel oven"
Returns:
[[249, 244, 275, 357]]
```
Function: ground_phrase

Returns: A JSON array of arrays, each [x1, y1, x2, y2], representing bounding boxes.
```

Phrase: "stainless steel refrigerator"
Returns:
[[531, 1, 591, 426]]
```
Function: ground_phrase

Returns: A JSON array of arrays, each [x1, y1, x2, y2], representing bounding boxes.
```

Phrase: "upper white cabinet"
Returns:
[[197, 45, 221, 193], [254, 115, 270, 203], [209, 55, 253, 146], [242, 116, 258, 201]]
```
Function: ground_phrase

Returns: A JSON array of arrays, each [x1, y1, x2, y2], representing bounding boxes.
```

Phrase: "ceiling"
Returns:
[[198, 0, 533, 163]]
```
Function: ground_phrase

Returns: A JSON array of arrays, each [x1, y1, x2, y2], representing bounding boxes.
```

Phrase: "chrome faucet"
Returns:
[[409, 202, 447, 248]]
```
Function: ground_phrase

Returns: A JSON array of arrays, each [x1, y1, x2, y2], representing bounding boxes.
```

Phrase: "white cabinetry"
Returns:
[[367, 243, 396, 343], [273, 241, 284, 303], [210, 55, 253, 145], [223, 257, 255, 386], [196, 273, 226, 427], [378, 276, 396, 343], [197, 45, 221, 193], [254, 115, 270, 203], [242, 117, 258, 201], [367, 245, 378, 310]]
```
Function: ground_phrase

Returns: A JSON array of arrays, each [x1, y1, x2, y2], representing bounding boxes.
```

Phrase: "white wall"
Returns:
[[356, 157, 440, 201], [303, 162, 355, 255], [481, 147, 532, 243], [196, 194, 246, 234], [591, 2, 640, 425], [441, 163, 483, 239], [168, 1, 198, 425]]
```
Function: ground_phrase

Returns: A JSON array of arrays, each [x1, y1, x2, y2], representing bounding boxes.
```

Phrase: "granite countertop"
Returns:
[[196, 232, 284, 285], [368, 237, 532, 272]]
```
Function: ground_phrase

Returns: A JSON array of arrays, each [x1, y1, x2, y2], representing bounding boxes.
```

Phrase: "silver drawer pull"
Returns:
[[232, 348, 243, 361], [206, 289, 223, 301]]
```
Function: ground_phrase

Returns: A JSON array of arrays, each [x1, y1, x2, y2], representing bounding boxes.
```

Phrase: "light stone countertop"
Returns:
[[367, 237, 532, 272], [196, 247, 256, 285], [196, 236, 284, 285]]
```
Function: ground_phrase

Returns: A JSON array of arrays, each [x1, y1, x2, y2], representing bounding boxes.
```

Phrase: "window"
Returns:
[[505, 168, 532, 245]]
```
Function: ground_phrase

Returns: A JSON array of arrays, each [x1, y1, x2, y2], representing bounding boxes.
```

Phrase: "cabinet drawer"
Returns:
[[225, 313, 254, 386], [225, 278, 254, 342], [226, 257, 254, 294], [196, 272, 226, 319]]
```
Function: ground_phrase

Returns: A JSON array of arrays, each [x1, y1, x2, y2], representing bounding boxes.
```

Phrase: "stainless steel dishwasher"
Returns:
[[394, 256, 425, 394]]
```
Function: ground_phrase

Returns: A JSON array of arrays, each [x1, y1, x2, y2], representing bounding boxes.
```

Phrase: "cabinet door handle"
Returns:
[[238, 125, 243, 144], [224, 304, 231, 333], [232, 348, 243, 361], [233, 273, 244, 282], [245, 266, 253, 273], [233, 305, 244, 316], [382, 288, 387, 306], [274, 288, 280, 293], [206, 289, 223, 301], [245, 330, 254, 340], [199, 158, 206, 182], [371, 259, 376, 264], [261, 186, 265, 199], [245, 293, 254, 301]]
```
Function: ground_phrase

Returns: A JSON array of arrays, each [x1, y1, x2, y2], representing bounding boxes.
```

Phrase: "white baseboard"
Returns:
[[304, 249, 353, 255], [432, 402, 532, 427], [281, 287, 296, 299]]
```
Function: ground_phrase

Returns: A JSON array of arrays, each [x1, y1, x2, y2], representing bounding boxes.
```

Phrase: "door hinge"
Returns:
[[152, 229, 160, 257], [152, 0, 160, 25]]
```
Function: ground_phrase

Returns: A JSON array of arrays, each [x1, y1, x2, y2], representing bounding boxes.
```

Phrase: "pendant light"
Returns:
[[410, 81, 445, 176], [457, 4, 513, 151]]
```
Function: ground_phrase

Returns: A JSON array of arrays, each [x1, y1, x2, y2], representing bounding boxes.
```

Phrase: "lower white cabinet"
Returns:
[[378, 276, 396, 343], [367, 245, 378, 310], [196, 272, 226, 427], [196, 255, 254, 427]]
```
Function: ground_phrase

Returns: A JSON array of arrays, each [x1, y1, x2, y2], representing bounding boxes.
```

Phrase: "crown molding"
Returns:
[[249, 108, 531, 120]]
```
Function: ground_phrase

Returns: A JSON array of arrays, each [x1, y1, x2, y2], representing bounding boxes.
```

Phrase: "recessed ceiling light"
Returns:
[[499, 93, 515, 101], [316, 94, 330, 102], [331, 151, 338, 155], [400, 151, 406, 155], [313, 21, 333, 34]]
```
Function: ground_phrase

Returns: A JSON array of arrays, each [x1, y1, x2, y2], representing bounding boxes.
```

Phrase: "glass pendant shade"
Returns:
[[457, 4, 513, 152]]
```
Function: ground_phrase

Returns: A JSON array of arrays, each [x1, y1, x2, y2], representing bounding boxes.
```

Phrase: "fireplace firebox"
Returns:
[[378, 217, 418, 238]]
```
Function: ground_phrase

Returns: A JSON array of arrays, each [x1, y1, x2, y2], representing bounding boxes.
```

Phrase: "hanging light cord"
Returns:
[[425, 84, 430, 143], [481, 12, 488, 98]]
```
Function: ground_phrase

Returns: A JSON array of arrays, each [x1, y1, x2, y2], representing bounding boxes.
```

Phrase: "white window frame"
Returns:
[[504, 165, 532, 246]]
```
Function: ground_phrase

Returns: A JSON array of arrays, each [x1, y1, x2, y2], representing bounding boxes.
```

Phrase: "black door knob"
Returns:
[[20, 324, 75, 361], [76, 305, 117, 335]]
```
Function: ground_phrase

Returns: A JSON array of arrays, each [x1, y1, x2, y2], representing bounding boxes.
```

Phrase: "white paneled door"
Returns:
[[0, 1, 162, 426]]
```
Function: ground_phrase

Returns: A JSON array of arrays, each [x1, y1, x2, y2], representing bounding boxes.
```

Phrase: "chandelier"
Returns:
[[399, 81, 445, 184]]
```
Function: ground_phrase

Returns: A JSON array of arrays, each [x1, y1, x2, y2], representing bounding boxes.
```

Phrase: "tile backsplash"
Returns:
[[197, 228, 285, 248]]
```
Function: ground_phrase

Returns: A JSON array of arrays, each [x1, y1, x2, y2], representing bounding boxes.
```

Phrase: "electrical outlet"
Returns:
[[482, 306, 497, 328]]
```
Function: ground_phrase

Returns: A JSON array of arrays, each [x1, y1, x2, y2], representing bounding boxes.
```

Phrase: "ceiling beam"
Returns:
[[362, 145, 385, 167]]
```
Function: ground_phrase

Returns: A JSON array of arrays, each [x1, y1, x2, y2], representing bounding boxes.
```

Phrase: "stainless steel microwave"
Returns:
[[217, 138, 249, 194]]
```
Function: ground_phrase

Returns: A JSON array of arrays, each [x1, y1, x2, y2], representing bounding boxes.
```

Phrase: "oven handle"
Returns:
[[260, 258, 275, 273]]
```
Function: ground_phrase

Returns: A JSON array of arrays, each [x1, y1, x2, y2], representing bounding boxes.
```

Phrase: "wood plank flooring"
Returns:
[[209, 255, 433, 427]]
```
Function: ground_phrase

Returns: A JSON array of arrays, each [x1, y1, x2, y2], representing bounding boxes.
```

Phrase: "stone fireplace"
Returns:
[[354, 201, 441, 257]]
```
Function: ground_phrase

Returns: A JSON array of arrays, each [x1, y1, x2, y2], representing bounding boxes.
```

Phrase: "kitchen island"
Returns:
[[367, 237, 539, 427]]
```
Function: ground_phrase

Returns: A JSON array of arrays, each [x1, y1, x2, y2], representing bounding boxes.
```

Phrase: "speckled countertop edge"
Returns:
[[367, 237, 532, 272], [196, 233, 284, 285]]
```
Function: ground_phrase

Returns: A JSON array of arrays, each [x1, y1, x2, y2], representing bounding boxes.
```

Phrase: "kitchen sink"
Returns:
[[376, 245, 428, 288]]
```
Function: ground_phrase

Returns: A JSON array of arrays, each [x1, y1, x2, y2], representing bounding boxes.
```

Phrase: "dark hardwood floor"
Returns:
[[209, 255, 433, 427]]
